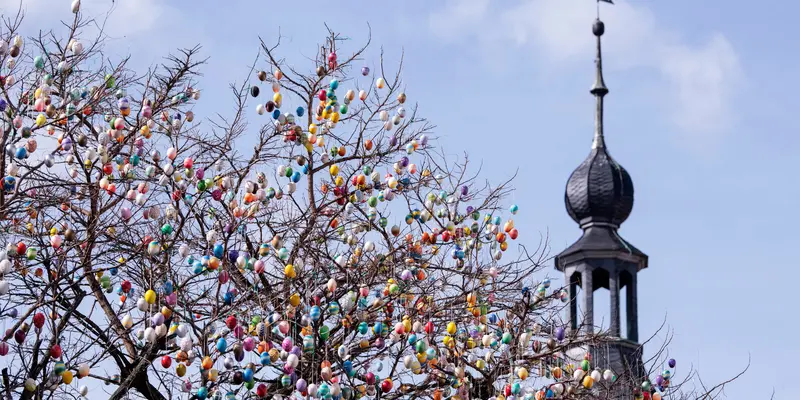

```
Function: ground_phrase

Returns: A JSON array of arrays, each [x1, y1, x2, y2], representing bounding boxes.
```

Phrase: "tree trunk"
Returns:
[[132, 374, 167, 400]]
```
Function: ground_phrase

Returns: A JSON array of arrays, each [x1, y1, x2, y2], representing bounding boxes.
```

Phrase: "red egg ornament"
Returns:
[[256, 384, 268, 397], [161, 355, 172, 368], [441, 231, 452, 242], [381, 379, 393, 393], [33, 313, 45, 329], [50, 344, 62, 359]]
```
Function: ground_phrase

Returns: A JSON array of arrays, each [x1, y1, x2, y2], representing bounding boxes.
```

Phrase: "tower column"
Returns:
[[609, 269, 620, 337], [568, 275, 578, 332], [581, 268, 593, 334], [626, 272, 638, 342]]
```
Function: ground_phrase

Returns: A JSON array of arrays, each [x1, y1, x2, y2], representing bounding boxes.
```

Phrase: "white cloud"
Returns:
[[429, 0, 742, 138], [83, 0, 172, 39]]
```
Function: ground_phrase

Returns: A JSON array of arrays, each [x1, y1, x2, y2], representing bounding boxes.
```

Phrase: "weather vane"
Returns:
[[597, 0, 614, 18]]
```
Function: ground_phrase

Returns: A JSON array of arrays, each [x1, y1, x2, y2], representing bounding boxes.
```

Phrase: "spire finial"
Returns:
[[591, 0, 613, 149]]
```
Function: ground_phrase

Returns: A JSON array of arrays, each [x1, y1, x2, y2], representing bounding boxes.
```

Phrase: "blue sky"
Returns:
[[3, 0, 794, 398]]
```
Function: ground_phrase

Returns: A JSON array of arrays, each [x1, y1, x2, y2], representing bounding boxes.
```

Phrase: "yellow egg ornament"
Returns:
[[144, 289, 157, 304], [446, 321, 457, 335], [284, 264, 296, 279], [62, 371, 73, 384], [582, 375, 594, 389], [376, 78, 386, 89]]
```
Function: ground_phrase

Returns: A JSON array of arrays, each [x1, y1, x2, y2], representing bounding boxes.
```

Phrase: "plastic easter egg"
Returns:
[[603, 369, 615, 381], [376, 78, 386, 89], [446, 322, 457, 335], [242, 368, 254, 382], [380, 379, 392, 393], [591, 370, 602, 382], [216, 337, 227, 352], [121, 314, 133, 329], [310, 305, 321, 320], [284, 264, 296, 279], [53, 361, 67, 375], [76, 363, 89, 378], [319, 325, 331, 340], [144, 289, 156, 304]]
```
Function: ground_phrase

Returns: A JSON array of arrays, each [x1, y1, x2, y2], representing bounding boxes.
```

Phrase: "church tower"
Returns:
[[554, 11, 648, 394]]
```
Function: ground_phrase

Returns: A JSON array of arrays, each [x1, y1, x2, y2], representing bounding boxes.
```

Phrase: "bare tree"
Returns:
[[0, 4, 741, 400]]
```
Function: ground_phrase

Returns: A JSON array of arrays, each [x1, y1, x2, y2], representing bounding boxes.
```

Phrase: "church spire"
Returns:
[[590, 17, 608, 150], [563, 11, 634, 230]]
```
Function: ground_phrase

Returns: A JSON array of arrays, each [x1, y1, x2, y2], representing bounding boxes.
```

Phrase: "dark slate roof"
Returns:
[[565, 146, 634, 228], [556, 226, 647, 270]]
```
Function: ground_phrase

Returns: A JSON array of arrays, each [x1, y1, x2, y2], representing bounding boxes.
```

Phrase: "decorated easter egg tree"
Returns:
[[0, 5, 740, 400]]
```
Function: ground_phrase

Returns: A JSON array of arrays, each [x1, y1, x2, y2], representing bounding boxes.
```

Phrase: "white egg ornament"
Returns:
[[121, 314, 133, 329]]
